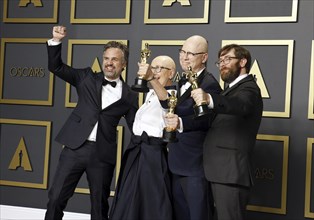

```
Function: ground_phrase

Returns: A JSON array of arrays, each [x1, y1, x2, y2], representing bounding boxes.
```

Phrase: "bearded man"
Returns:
[[190, 44, 263, 220]]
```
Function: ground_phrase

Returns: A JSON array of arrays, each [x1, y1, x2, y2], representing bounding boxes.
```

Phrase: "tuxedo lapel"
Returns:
[[96, 74, 104, 110], [119, 79, 131, 104], [221, 86, 231, 96], [196, 70, 206, 84], [177, 86, 192, 105], [221, 74, 255, 96]]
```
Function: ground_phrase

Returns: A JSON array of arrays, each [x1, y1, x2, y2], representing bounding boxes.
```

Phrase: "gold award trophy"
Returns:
[[185, 66, 210, 117], [163, 90, 178, 142], [131, 43, 151, 93]]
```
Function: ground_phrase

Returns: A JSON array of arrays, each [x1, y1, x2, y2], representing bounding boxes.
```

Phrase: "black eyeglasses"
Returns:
[[215, 57, 239, 67], [151, 66, 171, 73], [179, 49, 206, 58]]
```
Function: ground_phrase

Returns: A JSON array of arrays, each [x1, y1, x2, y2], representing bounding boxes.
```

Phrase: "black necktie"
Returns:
[[102, 79, 116, 88]]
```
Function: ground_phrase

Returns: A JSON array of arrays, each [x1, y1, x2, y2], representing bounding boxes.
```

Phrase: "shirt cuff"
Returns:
[[208, 93, 214, 109], [47, 39, 61, 46], [177, 117, 184, 133]]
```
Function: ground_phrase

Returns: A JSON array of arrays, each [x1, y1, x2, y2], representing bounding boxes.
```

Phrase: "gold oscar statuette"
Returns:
[[131, 43, 151, 93], [163, 90, 178, 143], [185, 66, 210, 118]]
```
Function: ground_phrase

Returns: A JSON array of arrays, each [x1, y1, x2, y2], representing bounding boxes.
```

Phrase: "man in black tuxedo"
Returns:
[[191, 44, 263, 220], [44, 26, 138, 220], [165, 35, 222, 220]]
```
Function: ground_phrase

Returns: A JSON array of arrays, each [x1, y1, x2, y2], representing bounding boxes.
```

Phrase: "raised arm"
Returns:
[[52, 26, 67, 42]]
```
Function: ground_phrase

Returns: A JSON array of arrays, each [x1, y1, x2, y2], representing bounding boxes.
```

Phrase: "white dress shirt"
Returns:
[[87, 78, 122, 141], [133, 88, 175, 138]]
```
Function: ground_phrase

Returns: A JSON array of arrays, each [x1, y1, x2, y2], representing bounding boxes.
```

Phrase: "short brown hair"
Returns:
[[104, 41, 129, 64], [218, 44, 252, 72]]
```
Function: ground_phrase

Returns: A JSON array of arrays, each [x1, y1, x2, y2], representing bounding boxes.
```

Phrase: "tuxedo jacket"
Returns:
[[167, 69, 222, 177], [203, 74, 263, 187], [47, 43, 138, 165]]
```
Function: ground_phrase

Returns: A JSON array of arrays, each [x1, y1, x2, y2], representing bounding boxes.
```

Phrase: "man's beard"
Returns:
[[221, 63, 241, 84], [104, 70, 118, 79], [103, 65, 119, 79]]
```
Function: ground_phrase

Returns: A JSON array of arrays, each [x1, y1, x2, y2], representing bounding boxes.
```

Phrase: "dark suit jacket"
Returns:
[[47, 43, 138, 165], [167, 69, 222, 176], [203, 74, 263, 187]]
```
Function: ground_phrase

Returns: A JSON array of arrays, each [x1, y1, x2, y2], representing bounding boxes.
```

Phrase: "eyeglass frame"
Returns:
[[151, 66, 171, 73], [215, 56, 240, 67], [179, 49, 206, 57]]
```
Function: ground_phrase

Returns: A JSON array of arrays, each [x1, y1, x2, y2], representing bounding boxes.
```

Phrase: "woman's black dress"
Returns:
[[109, 132, 173, 220]]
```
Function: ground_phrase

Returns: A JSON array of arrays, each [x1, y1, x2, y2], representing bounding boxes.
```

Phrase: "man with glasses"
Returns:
[[191, 44, 263, 220], [165, 35, 222, 220], [109, 55, 176, 220]]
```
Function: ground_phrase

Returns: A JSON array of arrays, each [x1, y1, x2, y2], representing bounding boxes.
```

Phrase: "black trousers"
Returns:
[[211, 182, 250, 220], [45, 141, 114, 220], [171, 174, 214, 220]]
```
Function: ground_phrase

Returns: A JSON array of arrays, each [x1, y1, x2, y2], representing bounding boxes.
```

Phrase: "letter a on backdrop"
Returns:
[[8, 137, 33, 171]]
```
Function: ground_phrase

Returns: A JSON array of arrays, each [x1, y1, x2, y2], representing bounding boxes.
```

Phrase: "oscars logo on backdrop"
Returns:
[[8, 137, 33, 171], [162, 0, 191, 6], [10, 67, 45, 77], [91, 57, 102, 73], [173, 71, 181, 82], [250, 60, 270, 98], [255, 167, 274, 180], [19, 0, 43, 7]]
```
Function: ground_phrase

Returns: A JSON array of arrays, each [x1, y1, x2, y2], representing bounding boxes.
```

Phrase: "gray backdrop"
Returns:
[[0, 0, 314, 219]]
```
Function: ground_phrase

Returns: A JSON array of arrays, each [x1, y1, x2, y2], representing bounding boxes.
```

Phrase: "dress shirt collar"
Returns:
[[228, 73, 248, 88], [195, 67, 205, 77]]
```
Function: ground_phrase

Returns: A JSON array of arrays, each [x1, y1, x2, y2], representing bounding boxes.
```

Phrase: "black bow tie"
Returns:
[[179, 77, 188, 85], [102, 79, 117, 88]]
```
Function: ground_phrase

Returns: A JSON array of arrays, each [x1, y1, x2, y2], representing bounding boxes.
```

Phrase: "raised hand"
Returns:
[[52, 26, 67, 42], [191, 88, 210, 106], [137, 62, 153, 80]]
